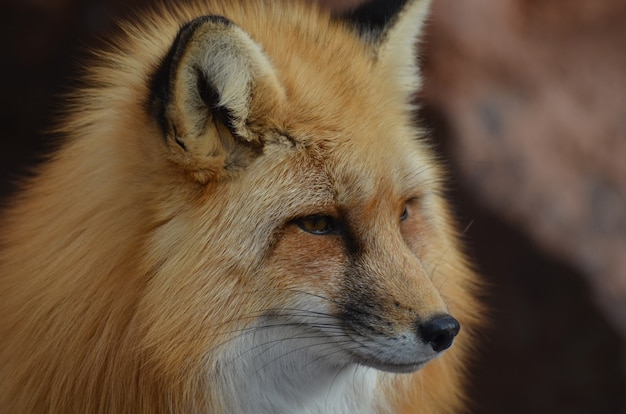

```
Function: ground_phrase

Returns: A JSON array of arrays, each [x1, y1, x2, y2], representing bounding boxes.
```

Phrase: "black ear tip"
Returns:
[[341, 0, 411, 36]]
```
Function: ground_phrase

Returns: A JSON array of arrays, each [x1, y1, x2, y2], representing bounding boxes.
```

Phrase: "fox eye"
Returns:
[[400, 204, 409, 221], [295, 215, 339, 235]]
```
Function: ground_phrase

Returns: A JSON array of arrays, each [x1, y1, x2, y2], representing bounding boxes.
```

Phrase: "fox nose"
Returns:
[[418, 315, 460, 353]]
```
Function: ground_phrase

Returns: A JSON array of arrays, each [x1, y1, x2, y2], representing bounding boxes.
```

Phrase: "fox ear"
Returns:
[[343, 0, 431, 95], [150, 16, 284, 183]]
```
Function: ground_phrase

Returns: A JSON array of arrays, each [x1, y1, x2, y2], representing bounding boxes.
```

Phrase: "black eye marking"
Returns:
[[295, 215, 340, 235]]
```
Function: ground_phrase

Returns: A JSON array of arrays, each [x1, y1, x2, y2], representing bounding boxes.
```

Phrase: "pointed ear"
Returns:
[[342, 0, 431, 95], [150, 16, 285, 183]]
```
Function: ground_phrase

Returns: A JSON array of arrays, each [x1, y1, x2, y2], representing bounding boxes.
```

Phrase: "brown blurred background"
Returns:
[[1, 0, 625, 412]]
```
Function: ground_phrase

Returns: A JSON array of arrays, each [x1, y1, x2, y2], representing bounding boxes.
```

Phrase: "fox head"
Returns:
[[133, 0, 478, 408], [0, 0, 480, 413]]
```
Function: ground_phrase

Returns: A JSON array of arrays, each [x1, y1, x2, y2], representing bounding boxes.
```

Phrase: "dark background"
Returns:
[[1, 0, 624, 412]]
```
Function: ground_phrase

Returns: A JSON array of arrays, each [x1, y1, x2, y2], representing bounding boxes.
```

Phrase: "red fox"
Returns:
[[0, 0, 481, 412]]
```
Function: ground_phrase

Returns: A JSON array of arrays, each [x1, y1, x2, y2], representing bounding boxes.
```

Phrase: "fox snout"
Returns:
[[332, 272, 461, 373], [330, 304, 461, 373]]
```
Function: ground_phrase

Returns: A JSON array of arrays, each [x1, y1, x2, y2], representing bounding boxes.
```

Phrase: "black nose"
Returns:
[[419, 315, 460, 353]]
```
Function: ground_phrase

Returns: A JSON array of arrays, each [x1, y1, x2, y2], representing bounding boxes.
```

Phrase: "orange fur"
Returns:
[[0, 1, 481, 413]]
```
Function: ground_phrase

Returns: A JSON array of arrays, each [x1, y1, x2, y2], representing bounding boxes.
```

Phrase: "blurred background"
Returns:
[[1, 0, 624, 412]]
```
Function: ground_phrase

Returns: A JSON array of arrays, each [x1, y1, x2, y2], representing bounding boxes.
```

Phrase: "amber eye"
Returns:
[[295, 215, 339, 235], [400, 204, 409, 221]]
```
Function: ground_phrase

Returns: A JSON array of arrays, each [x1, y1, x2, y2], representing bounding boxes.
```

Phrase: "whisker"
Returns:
[[252, 336, 356, 374], [225, 328, 345, 367]]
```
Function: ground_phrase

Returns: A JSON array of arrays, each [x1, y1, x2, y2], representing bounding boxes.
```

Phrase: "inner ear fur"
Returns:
[[150, 15, 285, 183]]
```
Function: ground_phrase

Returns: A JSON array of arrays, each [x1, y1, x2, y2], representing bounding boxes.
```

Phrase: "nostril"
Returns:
[[418, 315, 460, 353]]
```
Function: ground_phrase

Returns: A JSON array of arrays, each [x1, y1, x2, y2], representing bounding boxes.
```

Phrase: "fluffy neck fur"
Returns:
[[216, 319, 385, 414]]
